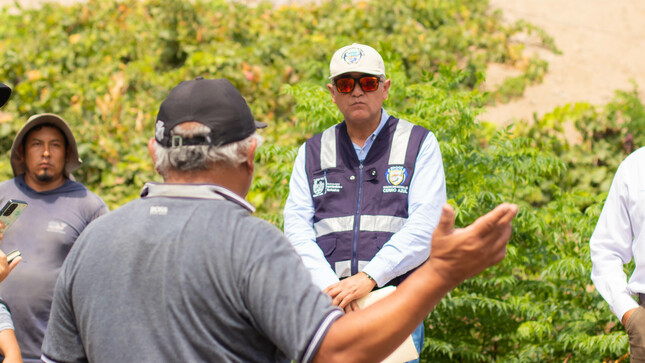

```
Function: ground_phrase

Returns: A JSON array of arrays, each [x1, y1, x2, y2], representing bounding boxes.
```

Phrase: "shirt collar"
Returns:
[[353, 108, 390, 160], [140, 182, 255, 213], [370, 108, 390, 140]]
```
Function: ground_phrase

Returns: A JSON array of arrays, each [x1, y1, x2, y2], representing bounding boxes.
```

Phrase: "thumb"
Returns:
[[8, 256, 21, 271], [434, 204, 455, 236]]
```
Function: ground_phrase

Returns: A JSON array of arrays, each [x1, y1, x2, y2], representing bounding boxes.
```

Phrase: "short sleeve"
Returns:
[[237, 219, 342, 362]]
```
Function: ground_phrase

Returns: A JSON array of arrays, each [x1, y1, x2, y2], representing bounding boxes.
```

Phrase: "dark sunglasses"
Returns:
[[334, 75, 381, 93]]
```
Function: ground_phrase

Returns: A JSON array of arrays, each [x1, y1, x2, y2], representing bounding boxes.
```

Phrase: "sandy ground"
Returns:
[[3, 0, 645, 140], [481, 0, 645, 136]]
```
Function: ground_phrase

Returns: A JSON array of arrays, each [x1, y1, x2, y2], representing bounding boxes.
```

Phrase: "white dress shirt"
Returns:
[[284, 109, 447, 289], [591, 147, 645, 321]]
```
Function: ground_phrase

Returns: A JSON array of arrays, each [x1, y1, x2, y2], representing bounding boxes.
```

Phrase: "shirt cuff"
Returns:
[[615, 293, 640, 322], [362, 263, 393, 288]]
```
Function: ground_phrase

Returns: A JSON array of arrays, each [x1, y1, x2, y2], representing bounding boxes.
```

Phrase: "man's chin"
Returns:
[[36, 173, 54, 183]]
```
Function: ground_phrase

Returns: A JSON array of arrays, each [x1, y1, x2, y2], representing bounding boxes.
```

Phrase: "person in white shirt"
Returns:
[[590, 146, 645, 362]]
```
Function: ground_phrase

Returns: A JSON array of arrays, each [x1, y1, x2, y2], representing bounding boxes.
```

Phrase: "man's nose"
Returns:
[[351, 83, 364, 96]]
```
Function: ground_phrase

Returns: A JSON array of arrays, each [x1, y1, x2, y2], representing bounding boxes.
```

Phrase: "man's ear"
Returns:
[[381, 78, 391, 101], [327, 83, 338, 105], [147, 137, 158, 167], [245, 137, 257, 175]]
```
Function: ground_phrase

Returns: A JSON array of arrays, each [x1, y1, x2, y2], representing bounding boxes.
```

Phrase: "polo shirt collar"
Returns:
[[140, 182, 255, 213]]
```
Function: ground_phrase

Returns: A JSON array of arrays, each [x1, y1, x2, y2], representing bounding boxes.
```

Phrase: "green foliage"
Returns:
[[489, 56, 548, 104], [0, 0, 545, 212], [0, 0, 636, 361]]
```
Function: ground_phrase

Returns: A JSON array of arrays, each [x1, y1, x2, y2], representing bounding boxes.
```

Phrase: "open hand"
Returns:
[[428, 203, 518, 287]]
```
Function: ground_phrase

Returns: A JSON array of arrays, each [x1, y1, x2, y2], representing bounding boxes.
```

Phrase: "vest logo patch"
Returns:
[[312, 176, 343, 197], [313, 177, 326, 197], [386, 166, 407, 185], [383, 166, 409, 194]]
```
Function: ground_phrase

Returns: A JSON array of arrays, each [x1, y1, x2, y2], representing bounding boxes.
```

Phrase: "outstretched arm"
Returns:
[[314, 203, 518, 363]]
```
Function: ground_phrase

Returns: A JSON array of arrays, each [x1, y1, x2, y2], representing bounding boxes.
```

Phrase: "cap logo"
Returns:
[[342, 48, 364, 65], [155, 120, 165, 142]]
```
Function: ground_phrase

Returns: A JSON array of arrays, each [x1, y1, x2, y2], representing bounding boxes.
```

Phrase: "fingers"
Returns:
[[344, 301, 360, 313], [495, 203, 519, 225], [8, 256, 21, 270], [469, 204, 518, 242], [434, 204, 455, 237], [325, 284, 349, 308]]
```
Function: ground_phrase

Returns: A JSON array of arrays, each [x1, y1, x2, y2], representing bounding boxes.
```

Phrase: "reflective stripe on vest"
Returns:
[[319, 119, 415, 170], [314, 214, 407, 237], [333, 260, 371, 279], [320, 125, 337, 170], [314, 119, 414, 238], [314, 215, 354, 237], [388, 120, 414, 165]]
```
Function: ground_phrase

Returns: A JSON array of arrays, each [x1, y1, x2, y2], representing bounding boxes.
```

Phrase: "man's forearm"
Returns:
[[313, 203, 518, 363], [314, 262, 454, 363]]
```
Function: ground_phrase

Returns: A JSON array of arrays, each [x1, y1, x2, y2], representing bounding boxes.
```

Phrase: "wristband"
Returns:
[[362, 271, 376, 283]]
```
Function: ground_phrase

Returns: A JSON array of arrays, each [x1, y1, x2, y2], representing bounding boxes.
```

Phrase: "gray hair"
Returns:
[[153, 123, 263, 175]]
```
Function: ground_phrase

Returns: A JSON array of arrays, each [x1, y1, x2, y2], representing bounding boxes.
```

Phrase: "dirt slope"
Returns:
[[482, 0, 645, 138]]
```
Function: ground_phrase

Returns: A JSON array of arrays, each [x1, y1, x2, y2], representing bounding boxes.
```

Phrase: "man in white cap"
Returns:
[[41, 77, 516, 363], [0, 113, 108, 363], [284, 43, 446, 359]]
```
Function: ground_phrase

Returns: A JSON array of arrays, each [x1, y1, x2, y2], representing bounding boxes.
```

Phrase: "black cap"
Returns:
[[155, 77, 266, 148], [0, 82, 11, 108]]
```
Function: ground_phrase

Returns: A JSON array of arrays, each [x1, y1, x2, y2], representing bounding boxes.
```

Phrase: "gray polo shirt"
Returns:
[[42, 183, 342, 363]]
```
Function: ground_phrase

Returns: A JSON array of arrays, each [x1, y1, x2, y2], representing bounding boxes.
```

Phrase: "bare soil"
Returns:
[[482, 0, 645, 142]]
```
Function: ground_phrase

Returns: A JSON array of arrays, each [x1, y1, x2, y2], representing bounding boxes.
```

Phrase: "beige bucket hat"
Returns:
[[9, 113, 82, 177]]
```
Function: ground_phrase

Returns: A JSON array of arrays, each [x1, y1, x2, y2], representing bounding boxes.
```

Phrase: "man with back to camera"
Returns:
[[0, 111, 108, 362], [40, 77, 517, 363], [590, 147, 645, 362], [0, 81, 23, 363], [283, 43, 446, 359]]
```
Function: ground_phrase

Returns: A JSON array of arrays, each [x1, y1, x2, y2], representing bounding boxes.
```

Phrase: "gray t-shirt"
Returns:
[[0, 176, 108, 363], [42, 183, 341, 363]]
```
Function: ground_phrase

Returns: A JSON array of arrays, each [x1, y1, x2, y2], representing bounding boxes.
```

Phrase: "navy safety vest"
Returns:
[[304, 116, 430, 286]]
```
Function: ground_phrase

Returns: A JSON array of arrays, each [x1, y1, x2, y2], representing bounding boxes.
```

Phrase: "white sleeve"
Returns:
[[590, 159, 639, 321], [284, 144, 340, 290]]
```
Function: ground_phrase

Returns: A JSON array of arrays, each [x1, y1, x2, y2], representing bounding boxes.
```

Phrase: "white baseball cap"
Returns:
[[329, 43, 385, 79]]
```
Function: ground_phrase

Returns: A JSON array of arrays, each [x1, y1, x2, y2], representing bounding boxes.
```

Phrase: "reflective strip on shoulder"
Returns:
[[314, 215, 354, 237], [320, 125, 337, 170], [388, 119, 414, 165], [359, 215, 407, 233]]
